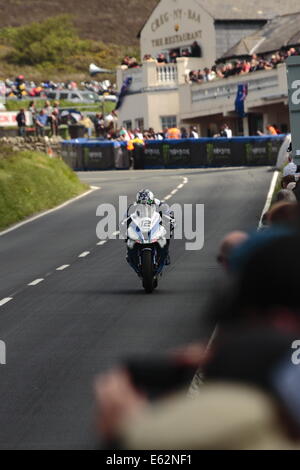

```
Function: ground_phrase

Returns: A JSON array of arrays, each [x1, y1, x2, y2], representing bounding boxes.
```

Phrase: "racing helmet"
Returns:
[[136, 189, 155, 205]]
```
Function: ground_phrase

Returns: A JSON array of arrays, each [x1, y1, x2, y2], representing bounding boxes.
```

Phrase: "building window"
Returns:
[[123, 120, 132, 130], [161, 116, 177, 129], [135, 118, 144, 130]]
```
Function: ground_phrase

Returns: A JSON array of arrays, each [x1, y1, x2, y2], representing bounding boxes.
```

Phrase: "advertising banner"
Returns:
[[0, 111, 32, 127], [61, 136, 285, 171]]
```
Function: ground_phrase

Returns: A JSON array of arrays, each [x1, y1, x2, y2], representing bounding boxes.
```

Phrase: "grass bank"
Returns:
[[0, 145, 88, 230]]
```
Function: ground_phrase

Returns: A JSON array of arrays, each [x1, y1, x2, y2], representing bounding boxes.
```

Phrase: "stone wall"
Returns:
[[0, 136, 63, 155]]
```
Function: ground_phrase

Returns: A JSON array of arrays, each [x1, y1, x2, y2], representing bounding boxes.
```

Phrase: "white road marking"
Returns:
[[258, 170, 280, 229], [79, 251, 90, 258], [56, 265, 70, 271], [0, 298, 13, 307], [97, 241, 107, 246], [0, 187, 100, 238], [28, 279, 44, 286], [163, 175, 189, 201], [206, 326, 219, 352]]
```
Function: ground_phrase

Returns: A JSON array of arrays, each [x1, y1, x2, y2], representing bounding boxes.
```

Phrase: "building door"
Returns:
[[248, 113, 263, 136]]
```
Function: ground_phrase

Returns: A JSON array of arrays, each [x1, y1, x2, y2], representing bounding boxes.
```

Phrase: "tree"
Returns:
[[1, 15, 89, 65]]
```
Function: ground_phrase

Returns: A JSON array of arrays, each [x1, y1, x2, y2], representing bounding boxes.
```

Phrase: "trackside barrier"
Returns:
[[61, 139, 130, 171], [61, 136, 285, 171]]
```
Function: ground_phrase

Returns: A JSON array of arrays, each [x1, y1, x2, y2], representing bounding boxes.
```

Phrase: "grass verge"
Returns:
[[0, 145, 88, 230], [5, 99, 116, 114]]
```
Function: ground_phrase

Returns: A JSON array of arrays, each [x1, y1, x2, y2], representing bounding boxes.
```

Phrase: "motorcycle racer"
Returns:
[[121, 189, 175, 268]]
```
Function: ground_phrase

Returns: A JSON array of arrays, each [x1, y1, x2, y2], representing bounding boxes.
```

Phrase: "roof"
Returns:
[[221, 11, 300, 58], [196, 0, 300, 20], [138, 0, 300, 38]]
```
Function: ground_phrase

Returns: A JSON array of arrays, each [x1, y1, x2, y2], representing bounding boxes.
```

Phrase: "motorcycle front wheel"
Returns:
[[141, 249, 155, 294]]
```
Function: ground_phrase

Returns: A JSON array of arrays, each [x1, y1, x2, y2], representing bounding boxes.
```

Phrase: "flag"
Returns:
[[235, 84, 248, 118], [115, 77, 133, 110]]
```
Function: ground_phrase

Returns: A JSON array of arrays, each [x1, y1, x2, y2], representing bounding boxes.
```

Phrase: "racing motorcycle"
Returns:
[[125, 204, 170, 294]]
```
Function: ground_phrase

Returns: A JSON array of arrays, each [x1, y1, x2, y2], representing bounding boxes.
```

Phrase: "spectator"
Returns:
[[170, 50, 179, 63], [267, 124, 278, 136], [44, 100, 53, 117], [240, 60, 251, 74], [16, 108, 26, 137], [35, 109, 48, 137], [275, 189, 297, 203], [43, 100, 53, 131], [28, 101, 37, 126], [191, 41, 202, 58], [220, 124, 232, 138], [281, 174, 296, 189], [143, 54, 155, 62], [189, 126, 199, 138], [134, 128, 144, 140], [157, 53, 167, 64], [266, 202, 300, 228], [95, 113, 105, 139], [104, 110, 118, 132], [166, 126, 181, 139], [283, 155, 297, 177], [119, 127, 130, 142], [80, 116, 94, 138], [216, 231, 300, 328], [217, 231, 249, 272], [203, 68, 216, 82], [147, 128, 156, 139], [95, 366, 300, 449], [51, 101, 60, 136], [180, 127, 188, 138]]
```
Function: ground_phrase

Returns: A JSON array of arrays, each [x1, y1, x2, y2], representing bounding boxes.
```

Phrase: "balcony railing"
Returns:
[[156, 64, 178, 85], [191, 72, 280, 103], [180, 64, 288, 119], [116, 58, 199, 94]]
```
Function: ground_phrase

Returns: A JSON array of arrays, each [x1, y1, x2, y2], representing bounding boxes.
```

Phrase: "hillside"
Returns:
[[0, 0, 158, 46]]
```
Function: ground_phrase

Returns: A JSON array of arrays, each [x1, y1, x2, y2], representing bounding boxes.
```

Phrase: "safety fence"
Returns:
[[60, 135, 286, 171]]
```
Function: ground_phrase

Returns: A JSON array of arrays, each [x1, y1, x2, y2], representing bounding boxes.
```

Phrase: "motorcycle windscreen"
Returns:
[[134, 205, 160, 243]]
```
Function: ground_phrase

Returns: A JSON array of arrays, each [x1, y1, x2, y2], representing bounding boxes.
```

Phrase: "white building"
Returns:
[[117, 0, 300, 135]]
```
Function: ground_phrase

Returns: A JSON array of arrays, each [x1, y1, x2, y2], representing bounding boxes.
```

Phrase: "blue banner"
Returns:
[[115, 77, 132, 110], [235, 84, 248, 118]]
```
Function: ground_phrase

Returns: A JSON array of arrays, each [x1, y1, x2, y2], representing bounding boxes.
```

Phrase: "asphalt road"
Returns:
[[0, 166, 273, 449]]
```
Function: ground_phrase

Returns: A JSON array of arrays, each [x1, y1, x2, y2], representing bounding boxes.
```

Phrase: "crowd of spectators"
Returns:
[[121, 46, 300, 88], [94, 143, 300, 450], [121, 41, 202, 69], [16, 100, 62, 137], [188, 47, 299, 85], [97, 124, 204, 142], [2, 76, 116, 99]]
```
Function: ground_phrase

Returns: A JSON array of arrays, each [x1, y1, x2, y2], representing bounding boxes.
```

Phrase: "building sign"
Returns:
[[150, 7, 202, 48], [151, 8, 200, 32], [152, 31, 202, 48]]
